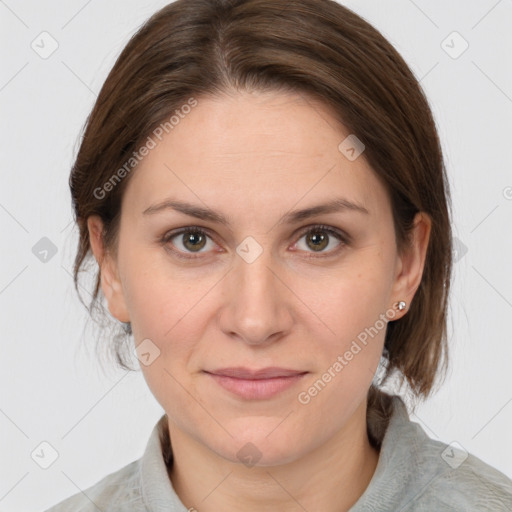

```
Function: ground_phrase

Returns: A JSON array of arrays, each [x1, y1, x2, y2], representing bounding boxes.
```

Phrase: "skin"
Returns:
[[88, 89, 431, 512]]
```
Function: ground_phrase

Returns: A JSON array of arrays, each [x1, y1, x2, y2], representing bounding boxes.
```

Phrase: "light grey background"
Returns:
[[1, 0, 511, 510]]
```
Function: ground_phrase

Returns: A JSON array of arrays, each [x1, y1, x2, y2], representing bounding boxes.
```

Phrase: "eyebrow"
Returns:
[[142, 197, 369, 226]]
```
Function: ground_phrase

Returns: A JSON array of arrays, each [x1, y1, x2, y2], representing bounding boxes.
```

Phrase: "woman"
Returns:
[[45, 0, 512, 510]]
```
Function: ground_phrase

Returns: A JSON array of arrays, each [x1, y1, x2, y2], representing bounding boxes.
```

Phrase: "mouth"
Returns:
[[203, 367, 308, 400]]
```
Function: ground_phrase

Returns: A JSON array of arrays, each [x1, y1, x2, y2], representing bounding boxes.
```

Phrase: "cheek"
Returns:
[[293, 256, 392, 400], [123, 252, 214, 372], [303, 257, 392, 341], [120, 245, 183, 329]]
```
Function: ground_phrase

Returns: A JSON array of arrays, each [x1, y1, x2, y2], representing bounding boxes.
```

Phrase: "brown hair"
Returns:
[[70, 0, 452, 420]]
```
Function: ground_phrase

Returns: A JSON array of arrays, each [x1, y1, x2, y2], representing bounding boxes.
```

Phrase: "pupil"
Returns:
[[185, 232, 205, 250], [309, 231, 327, 251]]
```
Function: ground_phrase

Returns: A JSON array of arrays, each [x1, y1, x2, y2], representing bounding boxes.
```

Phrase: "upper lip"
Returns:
[[205, 367, 307, 379]]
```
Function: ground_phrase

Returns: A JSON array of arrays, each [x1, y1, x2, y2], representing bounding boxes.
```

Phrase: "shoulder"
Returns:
[[357, 394, 512, 511], [391, 396, 512, 510], [408, 435, 512, 511], [43, 459, 144, 512]]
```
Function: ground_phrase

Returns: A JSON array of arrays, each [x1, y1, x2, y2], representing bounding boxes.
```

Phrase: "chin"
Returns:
[[210, 425, 306, 468]]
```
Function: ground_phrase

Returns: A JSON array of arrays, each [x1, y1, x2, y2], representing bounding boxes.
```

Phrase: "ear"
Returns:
[[87, 215, 130, 323], [390, 212, 431, 317]]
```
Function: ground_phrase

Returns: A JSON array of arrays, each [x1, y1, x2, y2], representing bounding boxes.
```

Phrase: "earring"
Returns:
[[394, 301, 406, 311]]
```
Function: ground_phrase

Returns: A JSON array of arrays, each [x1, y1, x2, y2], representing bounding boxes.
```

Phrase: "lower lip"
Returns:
[[206, 372, 307, 400]]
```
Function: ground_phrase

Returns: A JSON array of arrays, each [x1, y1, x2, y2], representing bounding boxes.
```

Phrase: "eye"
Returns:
[[292, 224, 347, 257], [161, 224, 348, 260], [162, 227, 216, 259]]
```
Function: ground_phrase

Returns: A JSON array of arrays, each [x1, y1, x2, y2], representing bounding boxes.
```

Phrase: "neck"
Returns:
[[167, 399, 380, 512]]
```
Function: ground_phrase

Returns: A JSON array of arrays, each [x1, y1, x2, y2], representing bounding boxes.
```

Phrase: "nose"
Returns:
[[217, 245, 294, 347]]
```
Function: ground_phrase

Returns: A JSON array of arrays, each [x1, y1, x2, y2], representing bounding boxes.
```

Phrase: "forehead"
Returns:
[[123, 90, 389, 219]]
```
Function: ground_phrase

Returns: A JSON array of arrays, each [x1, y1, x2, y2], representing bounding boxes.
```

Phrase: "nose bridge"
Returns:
[[238, 244, 275, 297], [234, 232, 275, 286], [219, 237, 292, 345]]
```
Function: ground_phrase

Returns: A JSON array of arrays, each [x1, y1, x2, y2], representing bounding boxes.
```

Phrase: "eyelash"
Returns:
[[160, 224, 349, 261]]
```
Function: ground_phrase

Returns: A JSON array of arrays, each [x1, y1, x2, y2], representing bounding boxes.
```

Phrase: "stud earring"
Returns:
[[394, 301, 406, 311]]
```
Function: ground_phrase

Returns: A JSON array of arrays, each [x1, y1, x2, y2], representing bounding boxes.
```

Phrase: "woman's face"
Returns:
[[90, 90, 428, 466]]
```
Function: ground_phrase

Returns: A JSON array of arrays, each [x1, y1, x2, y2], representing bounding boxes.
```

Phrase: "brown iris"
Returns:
[[305, 229, 329, 252], [182, 231, 207, 252]]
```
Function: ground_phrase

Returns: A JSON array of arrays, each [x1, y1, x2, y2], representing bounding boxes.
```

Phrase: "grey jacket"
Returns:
[[44, 395, 512, 511]]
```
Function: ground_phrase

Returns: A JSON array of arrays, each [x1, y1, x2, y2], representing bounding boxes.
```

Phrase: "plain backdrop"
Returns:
[[1, 0, 511, 510]]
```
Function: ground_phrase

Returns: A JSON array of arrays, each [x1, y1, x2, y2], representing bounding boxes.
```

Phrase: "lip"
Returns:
[[204, 367, 308, 400], [207, 367, 306, 379]]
